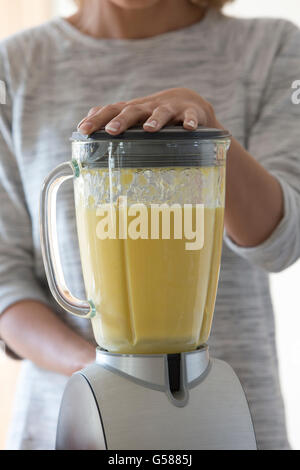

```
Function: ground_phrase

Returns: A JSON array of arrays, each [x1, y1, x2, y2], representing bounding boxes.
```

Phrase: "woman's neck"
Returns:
[[67, 0, 207, 40]]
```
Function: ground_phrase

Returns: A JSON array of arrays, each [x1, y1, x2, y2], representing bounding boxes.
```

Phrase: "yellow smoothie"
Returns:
[[75, 175, 224, 354]]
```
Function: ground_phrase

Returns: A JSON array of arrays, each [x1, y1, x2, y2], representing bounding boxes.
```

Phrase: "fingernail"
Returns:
[[187, 120, 196, 128], [77, 118, 87, 130], [144, 120, 157, 128], [79, 121, 93, 132], [105, 121, 121, 132]]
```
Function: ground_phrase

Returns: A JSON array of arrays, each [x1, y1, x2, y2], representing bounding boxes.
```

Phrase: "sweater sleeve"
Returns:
[[0, 46, 49, 316], [224, 22, 300, 273]]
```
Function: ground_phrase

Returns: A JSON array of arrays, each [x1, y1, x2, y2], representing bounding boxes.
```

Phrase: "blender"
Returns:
[[40, 127, 256, 450]]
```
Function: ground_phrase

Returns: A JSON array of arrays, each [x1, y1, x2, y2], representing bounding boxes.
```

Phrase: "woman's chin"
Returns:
[[109, 0, 161, 10]]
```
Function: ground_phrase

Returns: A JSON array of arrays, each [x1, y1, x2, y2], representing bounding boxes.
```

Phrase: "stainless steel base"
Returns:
[[56, 346, 257, 450]]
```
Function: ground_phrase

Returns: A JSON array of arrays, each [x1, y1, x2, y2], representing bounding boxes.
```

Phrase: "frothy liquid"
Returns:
[[75, 201, 224, 354]]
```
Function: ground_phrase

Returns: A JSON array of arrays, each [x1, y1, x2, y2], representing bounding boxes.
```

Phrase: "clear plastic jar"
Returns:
[[40, 127, 230, 354]]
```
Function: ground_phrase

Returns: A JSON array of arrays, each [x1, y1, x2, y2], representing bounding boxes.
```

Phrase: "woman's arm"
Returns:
[[0, 62, 95, 375], [77, 87, 284, 248], [0, 300, 96, 376], [223, 137, 284, 248]]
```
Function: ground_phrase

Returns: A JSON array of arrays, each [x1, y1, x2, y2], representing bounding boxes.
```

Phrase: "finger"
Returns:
[[78, 102, 126, 134], [143, 104, 176, 132], [105, 104, 152, 135], [88, 106, 102, 117], [124, 93, 159, 106], [77, 106, 102, 130], [183, 108, 199, 130]]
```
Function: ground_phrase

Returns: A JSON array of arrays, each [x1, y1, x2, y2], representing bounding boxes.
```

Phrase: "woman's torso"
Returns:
[[3, 10, 291, 449]]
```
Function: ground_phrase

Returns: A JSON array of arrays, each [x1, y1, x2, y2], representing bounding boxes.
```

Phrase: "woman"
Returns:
[[0, 0, 299, 450]]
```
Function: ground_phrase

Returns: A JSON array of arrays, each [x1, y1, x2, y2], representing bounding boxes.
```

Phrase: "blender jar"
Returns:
[[40, 127, 230, 354]]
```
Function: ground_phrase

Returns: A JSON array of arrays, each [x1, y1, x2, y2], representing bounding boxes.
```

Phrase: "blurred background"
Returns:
[[0, 0, 299, 450]]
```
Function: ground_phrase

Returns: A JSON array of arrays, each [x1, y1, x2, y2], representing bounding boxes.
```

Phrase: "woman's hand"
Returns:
[[78, 87, 221, 135], [0, 300, 96, 376], [77, 87, 284, 249]]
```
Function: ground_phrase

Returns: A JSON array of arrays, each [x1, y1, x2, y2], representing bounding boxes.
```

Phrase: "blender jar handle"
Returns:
[[40, 161, 96, 319]]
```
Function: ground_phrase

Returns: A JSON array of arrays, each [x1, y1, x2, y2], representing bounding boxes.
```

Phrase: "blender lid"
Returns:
[[71, 126, 231, 141]]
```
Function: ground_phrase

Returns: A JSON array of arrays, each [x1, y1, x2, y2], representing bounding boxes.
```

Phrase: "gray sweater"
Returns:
[[1, 9, 300, 450]]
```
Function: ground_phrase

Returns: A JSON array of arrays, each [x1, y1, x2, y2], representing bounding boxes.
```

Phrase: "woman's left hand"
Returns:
[[77, 87, 222, 135], [77, 87, 285, 250]]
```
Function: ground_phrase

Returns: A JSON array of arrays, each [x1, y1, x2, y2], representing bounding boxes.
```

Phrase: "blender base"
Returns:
[[56, 346, 256, 450]]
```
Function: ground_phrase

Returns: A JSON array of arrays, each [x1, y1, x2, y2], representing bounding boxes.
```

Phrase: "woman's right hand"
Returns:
[[0, 300, 96, 376]]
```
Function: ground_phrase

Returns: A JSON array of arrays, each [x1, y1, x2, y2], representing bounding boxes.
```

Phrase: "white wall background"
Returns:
[[53, 0, 300, 450]]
